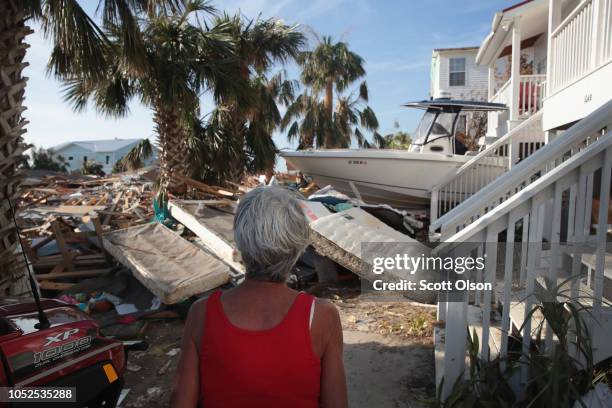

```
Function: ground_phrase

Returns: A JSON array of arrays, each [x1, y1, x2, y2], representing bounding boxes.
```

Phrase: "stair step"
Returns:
[[433, 306, 504, 391]]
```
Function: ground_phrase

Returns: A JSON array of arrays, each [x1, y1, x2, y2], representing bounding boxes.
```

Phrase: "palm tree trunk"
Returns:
[[153, 99, 189, 194], [226, 64, 252, 182], [323, 79, 334, 148], [0, 0, 33, 293]]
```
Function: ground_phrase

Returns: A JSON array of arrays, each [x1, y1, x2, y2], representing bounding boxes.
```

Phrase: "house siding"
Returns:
[[53, 139, 156, 175], [56, 146, 95, 172], [431, 49, 488, 101]]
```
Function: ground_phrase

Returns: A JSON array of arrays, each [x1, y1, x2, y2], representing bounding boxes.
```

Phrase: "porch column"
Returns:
[[487, 63, 496, 137], [487, 63, 495, 100], [546, 0, 561, 96], [509, 18, 521, 123]]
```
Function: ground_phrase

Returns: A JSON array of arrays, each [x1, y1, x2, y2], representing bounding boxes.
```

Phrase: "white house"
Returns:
[[51, 138, 156, 174], [430, 46, 489, 135], [477, 0, 612, 139], [429, 0, 612, 400], [430, 46, 489, 101]]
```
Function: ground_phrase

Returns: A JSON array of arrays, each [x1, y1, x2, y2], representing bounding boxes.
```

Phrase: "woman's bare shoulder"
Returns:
[[185, 293, 215, 345], [313, 297, 341, 326]]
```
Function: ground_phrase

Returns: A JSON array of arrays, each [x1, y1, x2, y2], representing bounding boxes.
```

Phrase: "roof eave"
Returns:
[[476, 12, 503, 66]]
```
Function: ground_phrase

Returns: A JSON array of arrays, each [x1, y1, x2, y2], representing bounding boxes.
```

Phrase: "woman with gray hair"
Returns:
[[171, 186, 348, 408]]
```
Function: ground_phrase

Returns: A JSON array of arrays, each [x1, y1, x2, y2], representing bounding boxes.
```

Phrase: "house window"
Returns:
[[449, 57, 466, 86], [68, 156, 73, 161], [83, 156, 87, 163], [105, 155, 110, 165]]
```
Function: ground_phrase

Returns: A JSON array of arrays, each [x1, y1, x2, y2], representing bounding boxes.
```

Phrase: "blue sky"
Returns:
[[23, 0, 517, 165]]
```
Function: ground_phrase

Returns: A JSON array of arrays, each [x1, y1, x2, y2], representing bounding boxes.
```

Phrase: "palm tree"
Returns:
[[287, 36, 379, 148], [0, 0, 180, 287], [114, 138, 154, 172], [371, 121, 412, 149], [281, 91, 325, 149], [197, 13, 303, 183], [63, 2, 236, 195]]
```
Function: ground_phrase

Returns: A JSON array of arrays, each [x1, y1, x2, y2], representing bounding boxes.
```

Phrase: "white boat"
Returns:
[[281, 99, 507, 208]]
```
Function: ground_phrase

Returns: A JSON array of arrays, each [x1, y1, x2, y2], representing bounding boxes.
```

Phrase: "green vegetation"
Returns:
[[62, 1, 236, 194], [113, 139, 154, 173], [1, 0, 181, 281], [80, 160, 105, 176], [372, 121, 412, 149], [431, 278, 611, 408], [193, 13, 304, 184], [25, 147, 69, 172], [283, 36, 379, 149]]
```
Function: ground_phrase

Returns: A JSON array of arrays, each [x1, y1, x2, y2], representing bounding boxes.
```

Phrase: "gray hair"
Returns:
[[233, 186, 310, 282]]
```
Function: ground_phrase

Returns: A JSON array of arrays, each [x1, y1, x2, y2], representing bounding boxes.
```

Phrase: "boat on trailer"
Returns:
[[280, 98, 508, 209]]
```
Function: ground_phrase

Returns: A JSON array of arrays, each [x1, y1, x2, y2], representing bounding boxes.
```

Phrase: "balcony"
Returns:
[[487, 74, 546, 138], [491, 74, 546, 118], [544, 0, 612, 130]]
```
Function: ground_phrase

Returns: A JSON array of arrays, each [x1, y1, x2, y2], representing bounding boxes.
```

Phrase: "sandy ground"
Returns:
[[119, 282, 436, 407]]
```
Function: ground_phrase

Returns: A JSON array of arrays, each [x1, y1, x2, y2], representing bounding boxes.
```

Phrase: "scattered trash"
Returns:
[[149, 297, 162, 311], [115, 303, 138, 315], [156, 359, 173, 376], [117, 389, 130, 407], [127, 363, 142, 373], [166, 348, 180, 357]]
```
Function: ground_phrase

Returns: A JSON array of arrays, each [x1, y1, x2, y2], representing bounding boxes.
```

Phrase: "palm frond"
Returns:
[[120, 138, 154, 171]]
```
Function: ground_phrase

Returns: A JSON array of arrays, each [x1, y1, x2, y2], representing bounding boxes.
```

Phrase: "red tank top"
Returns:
[[200, 291, 321, 408]]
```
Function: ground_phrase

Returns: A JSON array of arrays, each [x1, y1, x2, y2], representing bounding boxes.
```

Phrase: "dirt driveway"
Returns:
[[120, 282, 436, 407]]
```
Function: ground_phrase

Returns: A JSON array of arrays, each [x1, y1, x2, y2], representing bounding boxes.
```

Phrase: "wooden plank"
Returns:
[[172, 173, 237, 197], [92, 217, 105, 250], [168, 200, 244, 275], [38, 281, 75, 291], [36, 269, 110, 280], [51, 220, 73, 271], [24, 205, 107, 216], [103, 191, 125, 225]]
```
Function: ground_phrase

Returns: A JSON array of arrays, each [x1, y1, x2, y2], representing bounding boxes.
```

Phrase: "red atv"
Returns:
[[0, 296, 144, 407]]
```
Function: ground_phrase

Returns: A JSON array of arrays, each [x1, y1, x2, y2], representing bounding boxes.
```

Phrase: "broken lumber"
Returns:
[[168, 200, 244, 277]]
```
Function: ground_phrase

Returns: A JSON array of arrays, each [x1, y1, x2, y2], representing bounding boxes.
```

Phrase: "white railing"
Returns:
[[491, 75, 546, 117], [487, 75, 545, 137], [491, 80, 511, 106], [603, 0, 612, 63], [518, 75, 546, 117], [435, 100, 612, 398], [430, 111, 544, 225], [431, 100, 612, 241], [549, 0, 612, 94]]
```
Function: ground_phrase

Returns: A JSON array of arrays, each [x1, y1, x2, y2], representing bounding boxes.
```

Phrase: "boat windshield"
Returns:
[[412, 110, 436, 145], [428, 111, 455, 142], [412, 109, 457, 146]]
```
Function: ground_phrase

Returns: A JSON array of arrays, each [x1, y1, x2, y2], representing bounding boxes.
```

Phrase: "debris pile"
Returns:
[[15, 167, 435, 344], [15, 168, 249, 301]]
